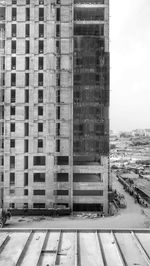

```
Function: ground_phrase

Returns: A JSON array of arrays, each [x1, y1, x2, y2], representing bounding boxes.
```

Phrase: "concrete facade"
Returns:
[[0, 0, 109, 213]]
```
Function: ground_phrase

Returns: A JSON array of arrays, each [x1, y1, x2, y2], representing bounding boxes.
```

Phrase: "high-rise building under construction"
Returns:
[[0, 0, 109, 213]]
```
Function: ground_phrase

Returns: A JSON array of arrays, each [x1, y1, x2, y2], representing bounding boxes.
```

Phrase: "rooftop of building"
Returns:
[[0, 229, 150, 265]]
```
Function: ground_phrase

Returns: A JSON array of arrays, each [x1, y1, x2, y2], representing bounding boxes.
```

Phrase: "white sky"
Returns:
[[110, 0, 150, 132]]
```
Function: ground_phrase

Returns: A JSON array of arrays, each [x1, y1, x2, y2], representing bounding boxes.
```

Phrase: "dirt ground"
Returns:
[[5, 173, 150, 229]]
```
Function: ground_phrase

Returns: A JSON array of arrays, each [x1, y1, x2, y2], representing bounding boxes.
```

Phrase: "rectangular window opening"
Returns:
[[56, 190, 68, 196], [11, 40, 16, 53], [25, 90, 29, 103], [38, 73, 43, 86], [24, 189, 28, 196], [38, 57, 43, 70], [38, 123, 43, 132], [11, 73, 16, 86], [24, 156, 28, 169], [25, 24, 30, 37], [56, 8, 60, 21], [24, 139, 29, 153], [56, 106, 60, 119], [38, 90, 43, 103], [34, 173, 45, 182], [33, 156, 45, 166], [33, 203, 45, 208], [25, 57, 29, 70], [10, 156, 15, 168], [10, 139, 15, 148], [24, 173, 28, 186], [57, 156, 69, 165], [39, 24, 44, 37], [39, 8, 44, 21], [12, 8, 16, 21], [39, 40, 44, 53], [56, 173, 68, 182], [25, 106, 29, 119], [12, 24, 16, 37], [25, 73, 29, 86], [33, 190, 45, 195], [10, 106, 15, 116], [11, 57, 16, 70], [11, 90, 16, 103], [38, 139, 43, 148], [25, 40, 30, 53], [10, 123, 15, 132], [24, 123, 29, 136], [10, 173, 15, 185], [26, 8, 30, 21], [56, 139, 60, 152]]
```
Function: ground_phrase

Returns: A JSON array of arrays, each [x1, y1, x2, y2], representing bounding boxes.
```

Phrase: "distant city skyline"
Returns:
[[110, 128, 150, 134], [110, 0, 150, 132]]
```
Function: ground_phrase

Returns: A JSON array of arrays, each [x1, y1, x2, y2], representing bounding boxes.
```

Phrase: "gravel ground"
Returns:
[[5, 173, 150, 229]]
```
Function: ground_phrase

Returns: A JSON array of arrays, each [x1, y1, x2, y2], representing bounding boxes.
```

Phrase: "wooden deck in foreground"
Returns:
[[0, 229, 150, 265]]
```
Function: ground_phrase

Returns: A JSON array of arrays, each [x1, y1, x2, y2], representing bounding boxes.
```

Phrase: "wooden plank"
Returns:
[[111, 232, 126, 266], [0, 230, 150, 266], [36, 231, 49, 266], [15, 231, 33, 266], [79, 232, 105, 266], [21, 232, 46, 266], [57, 231, 76, 266], [0, 233, 10, 253], [39, 231, 61, 266], [99, 232, 124, 266], [95, 231, 105, 266], [0, 232, 31, 266], [54, 231, 62, 266], [74, 231, 78, 266], [131, 231, 150, 266], [136, 232, 150, 258], [115, 232, 149, 266]]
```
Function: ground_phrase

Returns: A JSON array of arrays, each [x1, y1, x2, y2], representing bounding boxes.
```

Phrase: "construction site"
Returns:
[[0, 0, 110, 214]]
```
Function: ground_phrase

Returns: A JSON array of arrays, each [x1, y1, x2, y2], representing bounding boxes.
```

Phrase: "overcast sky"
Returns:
[[110, 0, 150, 132]]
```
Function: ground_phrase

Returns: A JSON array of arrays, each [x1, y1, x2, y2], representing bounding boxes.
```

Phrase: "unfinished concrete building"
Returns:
[[0, 0, 109, 213]]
